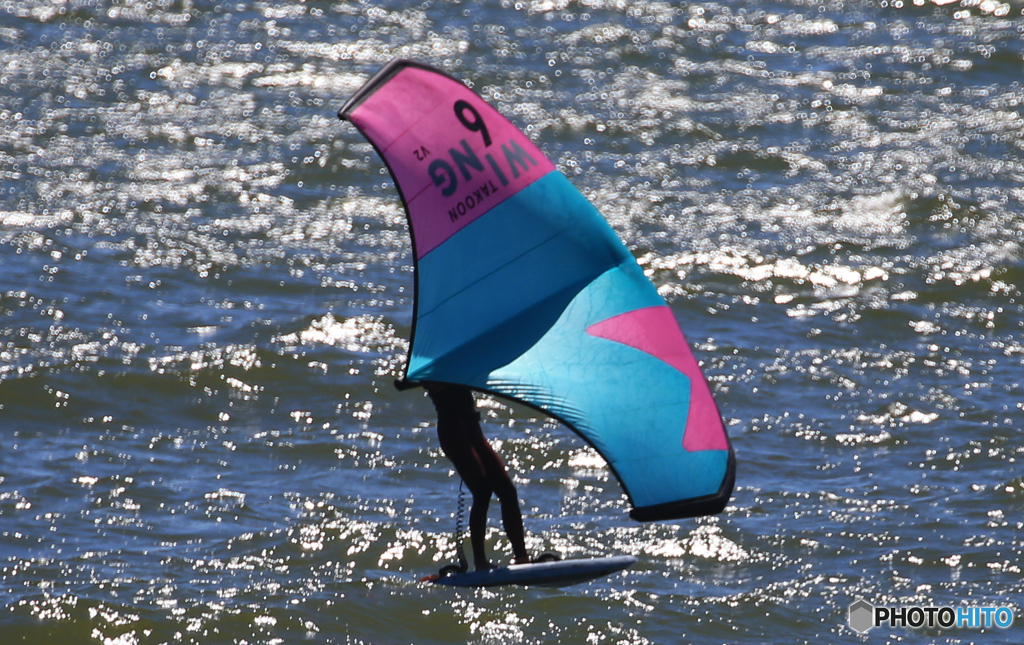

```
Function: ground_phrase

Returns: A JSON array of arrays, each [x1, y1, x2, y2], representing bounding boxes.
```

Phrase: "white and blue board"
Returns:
[[429, 555, 636, 588]]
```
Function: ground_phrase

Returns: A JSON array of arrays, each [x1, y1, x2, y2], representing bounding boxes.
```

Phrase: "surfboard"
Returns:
[[428, 555, 636, 588]]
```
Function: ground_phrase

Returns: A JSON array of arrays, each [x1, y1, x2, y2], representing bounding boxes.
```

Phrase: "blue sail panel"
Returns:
[[409, 171, 631, 384]]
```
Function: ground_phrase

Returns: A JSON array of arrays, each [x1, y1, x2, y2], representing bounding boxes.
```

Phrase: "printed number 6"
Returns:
[[454, 100, 491, 148]]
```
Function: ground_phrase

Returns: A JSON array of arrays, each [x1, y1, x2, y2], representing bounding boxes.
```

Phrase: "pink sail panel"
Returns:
[[346, 66, 555, 258], [586, 306, 728, 452]]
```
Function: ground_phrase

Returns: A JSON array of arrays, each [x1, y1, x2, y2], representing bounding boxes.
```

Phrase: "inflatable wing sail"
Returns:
[[339, 60, 734, 521]]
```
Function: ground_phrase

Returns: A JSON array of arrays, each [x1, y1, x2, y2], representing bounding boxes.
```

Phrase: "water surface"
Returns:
[[2, 0, 1024, 643]]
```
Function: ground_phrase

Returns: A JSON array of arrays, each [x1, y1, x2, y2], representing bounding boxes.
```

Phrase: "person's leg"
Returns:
[[492, 474, 528, 563], [466, 478, 494, 570], [465, 421, 529, 563], [436, 412, 495, 569], [430, 386, 529, 566]]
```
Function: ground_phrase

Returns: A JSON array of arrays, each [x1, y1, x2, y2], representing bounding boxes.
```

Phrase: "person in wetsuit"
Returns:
[[427, 384, 530, 570]]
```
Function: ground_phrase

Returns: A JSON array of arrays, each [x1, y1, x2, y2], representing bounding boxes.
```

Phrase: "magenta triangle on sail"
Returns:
[[339, 60, 735, 521], [586, 306, 728, 453]]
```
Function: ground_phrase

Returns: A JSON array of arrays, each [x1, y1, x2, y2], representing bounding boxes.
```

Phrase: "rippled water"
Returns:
[[2, 0, 1024, 643]]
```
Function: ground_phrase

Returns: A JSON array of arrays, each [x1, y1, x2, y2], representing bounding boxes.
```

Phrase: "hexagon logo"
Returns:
[[849, 599, 875, 634]]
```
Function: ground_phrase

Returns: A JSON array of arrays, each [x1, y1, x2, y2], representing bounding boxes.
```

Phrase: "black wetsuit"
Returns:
[[427, 385, 528, 569]]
